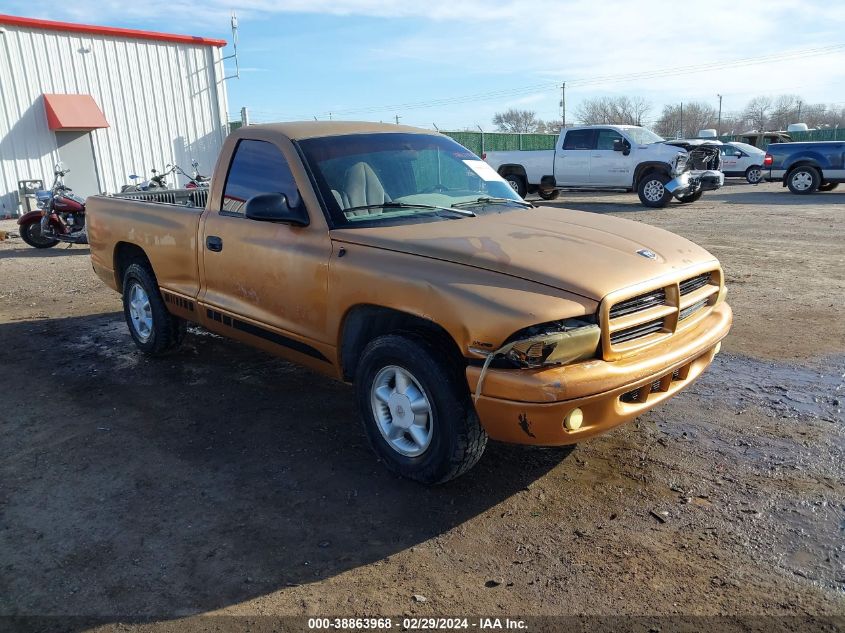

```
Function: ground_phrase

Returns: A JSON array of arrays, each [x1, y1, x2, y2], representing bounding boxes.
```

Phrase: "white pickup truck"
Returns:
[[484, 125, 724, 207]]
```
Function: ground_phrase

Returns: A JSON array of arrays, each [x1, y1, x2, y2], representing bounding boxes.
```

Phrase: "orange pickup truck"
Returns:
[[87, 122, 732, 483]]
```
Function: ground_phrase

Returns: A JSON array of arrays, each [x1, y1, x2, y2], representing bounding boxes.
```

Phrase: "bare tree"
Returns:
[[492, 109, 544, 133], [575, 96, 652, 125], [742, 96, 773, 132], [769, 94, 802, 130], [654, 102, 718, 138]]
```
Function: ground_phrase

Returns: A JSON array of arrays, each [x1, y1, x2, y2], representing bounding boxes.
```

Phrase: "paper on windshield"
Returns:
[[463, 159, 503, 182]]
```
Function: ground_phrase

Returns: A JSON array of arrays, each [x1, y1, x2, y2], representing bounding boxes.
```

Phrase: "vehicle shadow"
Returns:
[[0, 312, 570, 622], [0, 245, 91, 259]]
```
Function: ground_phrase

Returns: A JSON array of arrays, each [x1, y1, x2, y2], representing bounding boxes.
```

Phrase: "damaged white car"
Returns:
[[484, 125, 724, 207]]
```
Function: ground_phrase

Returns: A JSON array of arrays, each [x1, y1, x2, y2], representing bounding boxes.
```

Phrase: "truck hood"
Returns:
[[330, 207, 718, 301]]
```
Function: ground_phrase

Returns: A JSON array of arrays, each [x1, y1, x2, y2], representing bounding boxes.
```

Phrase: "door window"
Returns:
[[595, 129, 625, 151], [562, 129, 595, 150], [222, 140, 301, 215]]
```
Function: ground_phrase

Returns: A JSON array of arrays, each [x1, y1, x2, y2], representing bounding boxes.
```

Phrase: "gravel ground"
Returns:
[[0, 181, 843, 630]]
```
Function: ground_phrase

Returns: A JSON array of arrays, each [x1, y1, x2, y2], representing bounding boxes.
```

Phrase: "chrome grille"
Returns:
[[610, 318, 664, 345], [680, 273, 711, 296], [602, 269, 721, 359], [609, 289, 666, 318]]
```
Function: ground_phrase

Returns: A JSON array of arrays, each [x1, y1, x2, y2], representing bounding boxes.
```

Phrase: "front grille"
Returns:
[[603, 269, 720, 358], [679, 299, 708, 321], [620, 361, 692, 404], [610, 318, 664, 345], [609, 289, 666, 319], [680, 273, 711, 296]]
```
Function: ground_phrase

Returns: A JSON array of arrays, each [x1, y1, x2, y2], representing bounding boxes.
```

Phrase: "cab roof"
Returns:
[[244, 121, 441, 141]]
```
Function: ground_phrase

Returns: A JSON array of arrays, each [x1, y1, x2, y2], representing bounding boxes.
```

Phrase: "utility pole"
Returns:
[[560, 82, 566, 129], [717, 94, 723, 135], [679, 102, 684, 138], [797, 100, 803, 123], [395, 114, 401, 125]]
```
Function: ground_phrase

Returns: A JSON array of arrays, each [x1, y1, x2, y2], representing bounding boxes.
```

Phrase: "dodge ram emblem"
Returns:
[[637, 248, 658, 260]]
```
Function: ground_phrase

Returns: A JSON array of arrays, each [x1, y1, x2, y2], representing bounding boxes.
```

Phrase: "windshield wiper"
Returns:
[[344, 202, 476, 217], [451, 197, 533, 209]]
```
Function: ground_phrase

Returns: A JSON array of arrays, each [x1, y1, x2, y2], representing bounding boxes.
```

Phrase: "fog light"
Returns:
[[563, 408, 583, 431], [714, 342, 722, 355]]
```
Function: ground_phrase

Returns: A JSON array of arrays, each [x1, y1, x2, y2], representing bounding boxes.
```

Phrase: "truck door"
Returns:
[[554, 129, 593, 186], [589, 128, 631, 186], [199, 138, 334, 366]]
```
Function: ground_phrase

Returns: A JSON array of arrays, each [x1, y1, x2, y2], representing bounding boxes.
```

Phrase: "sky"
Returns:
[[2, 0, 844, 130]]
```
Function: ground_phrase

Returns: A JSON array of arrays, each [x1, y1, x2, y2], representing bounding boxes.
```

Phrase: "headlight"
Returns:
[[672, 153, 688, 175], [500, 318, 600, 369]]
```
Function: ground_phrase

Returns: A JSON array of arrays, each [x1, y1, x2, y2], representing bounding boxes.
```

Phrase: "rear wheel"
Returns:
[[122, 263, 185, 355], [637, 172, 672, 208], [819, 182, 839, 192], [745, 165, 763, 184], [20, 221, 59, 248], [355, 333, 487, 484], [538, 189, 560, 201], [503, 174, 527, 198], [786, 166, 820, 194]]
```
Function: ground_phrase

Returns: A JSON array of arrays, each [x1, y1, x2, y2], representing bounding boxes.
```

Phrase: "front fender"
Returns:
[[17, 210, 45, 226]]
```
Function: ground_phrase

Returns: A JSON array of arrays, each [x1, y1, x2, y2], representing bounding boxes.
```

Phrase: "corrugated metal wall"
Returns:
[[0, 24, 228, 216]]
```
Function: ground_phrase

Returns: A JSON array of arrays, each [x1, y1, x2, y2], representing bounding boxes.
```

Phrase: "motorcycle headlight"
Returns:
[[500, 318, 600, 369]]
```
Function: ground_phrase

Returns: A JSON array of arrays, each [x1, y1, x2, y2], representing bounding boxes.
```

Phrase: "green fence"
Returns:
[[442, 131, 558, 156]]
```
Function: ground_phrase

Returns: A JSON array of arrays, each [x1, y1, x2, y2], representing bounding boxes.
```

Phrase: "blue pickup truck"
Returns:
[[764, 141, 845, 194]]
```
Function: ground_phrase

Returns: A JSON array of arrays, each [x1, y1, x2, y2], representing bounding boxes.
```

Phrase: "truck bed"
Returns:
[[86, 194, 204, 299]]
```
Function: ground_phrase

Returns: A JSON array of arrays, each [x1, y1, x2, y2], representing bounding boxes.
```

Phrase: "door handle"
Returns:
[[206, 236, 223, 252]]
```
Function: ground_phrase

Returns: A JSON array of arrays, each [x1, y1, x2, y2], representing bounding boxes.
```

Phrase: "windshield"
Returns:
[[297, 133, 528, 227], [624, 127, 665, 145]]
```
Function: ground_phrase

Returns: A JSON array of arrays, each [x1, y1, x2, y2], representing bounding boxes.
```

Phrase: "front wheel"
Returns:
[[745, 166, 763, 184], [122, 263, 185, 355], [19, 221, 59, 248], [819, 182, 839, 192], [786, 166, 820, 194], [677, 190, 703, 203], [637, 172, 672, 208], [503, 174, 527, 198], [355, 334, 487, 484]]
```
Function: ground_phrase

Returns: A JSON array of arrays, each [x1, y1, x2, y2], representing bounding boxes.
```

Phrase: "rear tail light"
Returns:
[[763, 153, 773, 167]]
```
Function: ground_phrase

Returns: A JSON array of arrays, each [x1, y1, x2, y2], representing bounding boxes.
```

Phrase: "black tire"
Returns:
[[637, 172, 672, 208], [745, 165, 763, 184], [355, 333, 487, 484], [538, 189, 560, 201], [121, 262, 186, 356], [786, 165, 821, 194], [19, 221, 59, 249], [819, 182, 839, 192], [677, 190, 704, 204], [503, 174, 527, 198]]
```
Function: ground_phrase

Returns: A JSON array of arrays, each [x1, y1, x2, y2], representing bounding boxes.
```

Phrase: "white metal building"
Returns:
[[0, 14, 229, 216]]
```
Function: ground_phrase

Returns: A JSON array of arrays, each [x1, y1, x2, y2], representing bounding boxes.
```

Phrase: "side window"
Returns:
[[562, 129, 595, 150], [595, 129, 624, 151], [719, 145, 733, 156], [222, 139, 301, 215]]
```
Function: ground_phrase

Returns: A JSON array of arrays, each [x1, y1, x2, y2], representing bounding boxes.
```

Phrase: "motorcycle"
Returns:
[[121, 161, 210, 192], [18, 164, 88, 249]]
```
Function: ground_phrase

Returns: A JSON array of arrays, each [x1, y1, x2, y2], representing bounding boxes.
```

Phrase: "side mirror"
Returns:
[[612, 139, 625, 152], [734, 151, 742, 157], [245, 193, 309, 226]]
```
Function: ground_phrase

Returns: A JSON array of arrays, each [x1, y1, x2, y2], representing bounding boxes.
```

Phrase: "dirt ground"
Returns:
[[0, 181, 843, 630]]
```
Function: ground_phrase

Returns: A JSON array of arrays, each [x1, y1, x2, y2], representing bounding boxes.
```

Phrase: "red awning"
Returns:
[[43, 94, 109, 131]]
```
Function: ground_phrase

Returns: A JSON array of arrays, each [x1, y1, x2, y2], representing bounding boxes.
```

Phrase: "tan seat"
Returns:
[[337, 162, 390, 215]]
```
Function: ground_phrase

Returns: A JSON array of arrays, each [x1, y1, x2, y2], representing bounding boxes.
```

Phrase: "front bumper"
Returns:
[[666, 170, 724, 198], [466, 302, 732, 445]]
